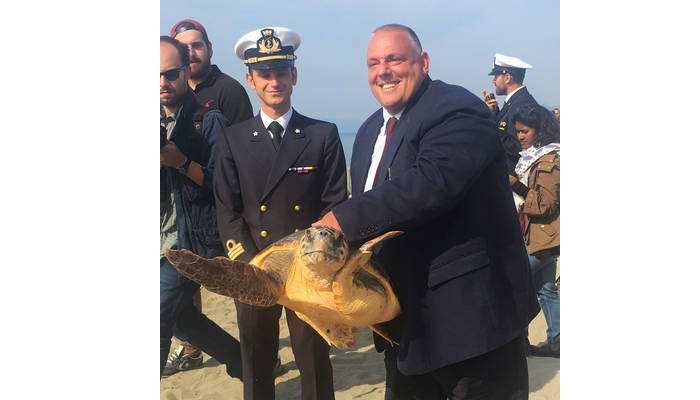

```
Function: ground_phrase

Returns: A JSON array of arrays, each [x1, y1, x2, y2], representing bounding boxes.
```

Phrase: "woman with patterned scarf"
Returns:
[[510, 104, 560, 358]]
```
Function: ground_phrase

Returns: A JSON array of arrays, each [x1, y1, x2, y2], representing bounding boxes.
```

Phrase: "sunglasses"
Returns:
[[160, 65, 186, 81]]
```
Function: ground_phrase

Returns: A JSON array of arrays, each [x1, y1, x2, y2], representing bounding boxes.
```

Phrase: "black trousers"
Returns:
[[235, 300, 335, 400], [382, 335, 529, 400]]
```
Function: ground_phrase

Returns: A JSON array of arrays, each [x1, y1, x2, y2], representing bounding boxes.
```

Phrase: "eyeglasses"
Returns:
[[160, 65, 186, 81]]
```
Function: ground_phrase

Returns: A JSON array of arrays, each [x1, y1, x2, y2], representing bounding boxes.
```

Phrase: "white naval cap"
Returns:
[[234, 27, 301, 70], [488, 53, 533, 76]]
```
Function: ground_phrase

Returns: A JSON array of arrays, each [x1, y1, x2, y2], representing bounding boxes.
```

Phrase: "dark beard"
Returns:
[[190, 63, 211, 81]]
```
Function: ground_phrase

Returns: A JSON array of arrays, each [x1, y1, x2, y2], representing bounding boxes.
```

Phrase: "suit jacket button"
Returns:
[[260, 230, 268, 238], [293, 205, 301, 211], [260, 205, 268, 212]]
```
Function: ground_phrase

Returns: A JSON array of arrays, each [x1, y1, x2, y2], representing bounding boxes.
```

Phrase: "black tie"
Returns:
[[268, 121, 284, 151]]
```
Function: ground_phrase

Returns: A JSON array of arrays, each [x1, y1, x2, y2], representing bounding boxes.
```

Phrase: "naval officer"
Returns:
[[482, 53, 539, 177], [213, 26, 347, 400]]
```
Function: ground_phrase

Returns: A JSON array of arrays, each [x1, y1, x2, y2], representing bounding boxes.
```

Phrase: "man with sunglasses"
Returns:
[[214, 27, 347, 400], [482, 53, 539, 178], [163, 18, 255, 378], [160, 35, 243, 380], [170, 19, 253, 126]]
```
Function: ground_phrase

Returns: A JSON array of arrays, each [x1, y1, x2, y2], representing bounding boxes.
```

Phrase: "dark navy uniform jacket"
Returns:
[[493, 86, 539, 175], [165, 90, 229, 259], [214, 110, 347, 262], [333, 76, 540, 375]]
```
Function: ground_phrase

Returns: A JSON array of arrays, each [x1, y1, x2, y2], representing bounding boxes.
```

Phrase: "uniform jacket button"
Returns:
[[260, 230, 268, 237], [260, 205, 267, 212], [293, 205, 301, 211]]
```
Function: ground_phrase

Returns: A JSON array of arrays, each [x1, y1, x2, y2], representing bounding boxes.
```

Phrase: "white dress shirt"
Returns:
[[364, 108, 404, 192], [260, 107, 294, 139]]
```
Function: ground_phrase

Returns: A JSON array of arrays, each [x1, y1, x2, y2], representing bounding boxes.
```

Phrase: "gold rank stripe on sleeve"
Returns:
[[226, 239, 245, 260]]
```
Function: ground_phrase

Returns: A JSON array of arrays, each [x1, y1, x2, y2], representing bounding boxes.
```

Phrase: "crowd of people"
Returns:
[[160, 19, 560, 400]]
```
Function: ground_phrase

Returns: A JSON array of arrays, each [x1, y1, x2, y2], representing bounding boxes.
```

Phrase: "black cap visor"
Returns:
[[250, 59, 295, 70]]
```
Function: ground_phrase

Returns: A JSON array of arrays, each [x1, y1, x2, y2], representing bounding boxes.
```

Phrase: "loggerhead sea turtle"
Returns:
[[164, 226, 403, 348]]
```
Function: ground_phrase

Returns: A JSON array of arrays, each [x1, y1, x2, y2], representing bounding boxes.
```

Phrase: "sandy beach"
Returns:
[[160, 286, 559, 400]]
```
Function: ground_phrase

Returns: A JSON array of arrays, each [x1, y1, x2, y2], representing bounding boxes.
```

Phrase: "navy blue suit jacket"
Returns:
[[333, 76, 540, 375]]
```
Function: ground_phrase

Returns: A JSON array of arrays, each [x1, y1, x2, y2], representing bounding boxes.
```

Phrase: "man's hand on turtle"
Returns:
[[313, 211, 343, 233]]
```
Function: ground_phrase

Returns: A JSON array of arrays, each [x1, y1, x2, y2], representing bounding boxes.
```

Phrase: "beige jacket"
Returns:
[[522, 153, 560, 255]]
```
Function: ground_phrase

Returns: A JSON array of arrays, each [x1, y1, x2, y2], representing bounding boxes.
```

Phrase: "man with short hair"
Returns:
[[482, 53, 539, 177], [160, 35, 242, 379], [171, 19, 253, 125], [314, 25, 539, 400], [164, 18, 255, 376], [214, 27, 347, 400]]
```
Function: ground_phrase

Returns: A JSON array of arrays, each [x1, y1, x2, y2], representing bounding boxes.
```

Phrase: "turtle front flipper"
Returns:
[[165, 248, 283, 306], [294, 311, 358, 349], [335, 230, 403, 281], [332, 231, 403, 321]]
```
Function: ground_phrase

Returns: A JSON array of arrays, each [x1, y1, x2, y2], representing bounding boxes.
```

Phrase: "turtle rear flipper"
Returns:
[[294, 311, 358, 349], [165, 248, 284, 306], [370, 314, 404, 346]]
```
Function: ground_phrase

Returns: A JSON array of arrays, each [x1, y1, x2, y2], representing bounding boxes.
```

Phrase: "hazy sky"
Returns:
[[161, 0, 559, 131]]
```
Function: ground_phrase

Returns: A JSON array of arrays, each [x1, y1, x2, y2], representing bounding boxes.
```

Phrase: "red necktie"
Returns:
[[372, 117, 398, 188]]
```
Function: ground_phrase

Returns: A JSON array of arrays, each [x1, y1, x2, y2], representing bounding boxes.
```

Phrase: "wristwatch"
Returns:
[[177, 157, 191, 174]]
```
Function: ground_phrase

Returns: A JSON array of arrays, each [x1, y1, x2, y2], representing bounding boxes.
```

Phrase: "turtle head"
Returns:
[[300, 226, 349, 275]]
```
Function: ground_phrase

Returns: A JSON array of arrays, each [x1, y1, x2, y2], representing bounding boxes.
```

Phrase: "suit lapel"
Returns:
[[353, 112, 383, 195], [497, 101, 511, 120], [248, 115, 277, 170], [261, 110, 310, 200]]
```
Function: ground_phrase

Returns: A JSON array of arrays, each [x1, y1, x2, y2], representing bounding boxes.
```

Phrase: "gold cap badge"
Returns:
[[258, 29, 281, 54]]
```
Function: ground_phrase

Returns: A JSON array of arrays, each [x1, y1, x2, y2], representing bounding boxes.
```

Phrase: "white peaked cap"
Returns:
[[494, 53, 533, 69], [234, 27, 301, 60]]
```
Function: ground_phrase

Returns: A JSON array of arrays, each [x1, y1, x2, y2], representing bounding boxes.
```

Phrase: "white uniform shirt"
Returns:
[[260, 107, 293, 139]]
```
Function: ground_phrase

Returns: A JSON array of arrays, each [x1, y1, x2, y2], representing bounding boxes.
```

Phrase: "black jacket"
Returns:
[[492, 86, 539, 175], [193, 65, 253, 126], [333, 76, 540, 375], [214, 110, 347, 262]]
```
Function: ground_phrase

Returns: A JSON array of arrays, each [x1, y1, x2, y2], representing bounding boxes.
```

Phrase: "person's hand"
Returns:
[[312, 211, 343, 233], [482, 90, 499, 112], [508, 175, 518, 185], [160, 140, 187, 168]]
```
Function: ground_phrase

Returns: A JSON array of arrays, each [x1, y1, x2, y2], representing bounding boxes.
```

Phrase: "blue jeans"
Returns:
[[160, 256, 242, 377], [528, 253, 560, 343]]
